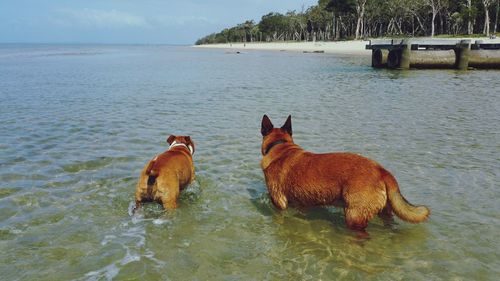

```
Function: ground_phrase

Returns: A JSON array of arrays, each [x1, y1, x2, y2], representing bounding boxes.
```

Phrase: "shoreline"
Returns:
[[192, 37, 500, 56], [193, 40, 371, 56]]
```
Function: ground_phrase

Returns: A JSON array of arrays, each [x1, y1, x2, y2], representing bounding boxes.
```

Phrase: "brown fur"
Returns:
[[134, 135, 195, 211], [260, 115, 430, 231]]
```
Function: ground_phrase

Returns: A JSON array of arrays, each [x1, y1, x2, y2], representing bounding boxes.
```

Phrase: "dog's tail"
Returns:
[[145, 157, 159, 194], [382, 168, 430, 223]]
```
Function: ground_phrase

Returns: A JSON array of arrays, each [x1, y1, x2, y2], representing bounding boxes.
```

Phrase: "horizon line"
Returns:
[[0, 42, 194, 46]]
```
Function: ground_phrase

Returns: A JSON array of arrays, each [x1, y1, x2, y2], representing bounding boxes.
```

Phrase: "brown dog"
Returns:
[[260, 115, 430, 231], [134, 135, 195, 211]]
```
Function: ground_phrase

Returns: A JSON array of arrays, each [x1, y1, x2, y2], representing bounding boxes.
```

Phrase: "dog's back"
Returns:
[[264, 149, 384, 207], [134, 135, 195, 211]]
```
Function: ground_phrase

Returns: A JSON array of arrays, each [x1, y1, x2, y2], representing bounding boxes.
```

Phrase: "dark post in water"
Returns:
[[400, 39, 411, 69], [455, 39, 471, 70]]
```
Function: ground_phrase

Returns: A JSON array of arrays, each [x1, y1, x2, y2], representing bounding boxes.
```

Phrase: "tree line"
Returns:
[[195, 0, 500, 44]]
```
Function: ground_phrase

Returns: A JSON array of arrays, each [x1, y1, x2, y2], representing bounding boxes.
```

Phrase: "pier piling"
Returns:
[[456, 40, 471, 70], [372, 49, 388, 68], [400, 39, 411, 69], [387, 49, 400, 69]]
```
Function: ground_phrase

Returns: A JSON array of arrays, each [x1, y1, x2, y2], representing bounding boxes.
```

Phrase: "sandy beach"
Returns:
[[193, 37, 500, 56], [193, 40, 371, 56]]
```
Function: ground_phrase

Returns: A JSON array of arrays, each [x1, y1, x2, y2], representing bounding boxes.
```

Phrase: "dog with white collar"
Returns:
[[134, 135, 195, 211]]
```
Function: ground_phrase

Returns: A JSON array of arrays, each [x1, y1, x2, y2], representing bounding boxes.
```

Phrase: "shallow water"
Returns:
[[0, 44, 499, 280]]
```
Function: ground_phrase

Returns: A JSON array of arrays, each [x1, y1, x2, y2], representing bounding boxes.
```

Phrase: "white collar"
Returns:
[[169, 141, 193, 155]]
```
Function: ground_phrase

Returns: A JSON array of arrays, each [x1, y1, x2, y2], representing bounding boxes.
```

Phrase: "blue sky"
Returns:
[[0, 0, 318, 44]]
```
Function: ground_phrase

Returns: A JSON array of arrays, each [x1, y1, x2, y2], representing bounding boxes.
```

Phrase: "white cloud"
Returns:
[[56, 8, 149, 28], [151, 15, 217, 27], [52, 8, 215, 30]]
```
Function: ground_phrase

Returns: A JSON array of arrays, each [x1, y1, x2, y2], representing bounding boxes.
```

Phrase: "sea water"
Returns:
[[0, 44, 499, 280]]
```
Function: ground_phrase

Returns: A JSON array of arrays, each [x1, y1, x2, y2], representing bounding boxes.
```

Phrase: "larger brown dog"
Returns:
[[260, 115, 430, 231], [134, 135, 195, 211]]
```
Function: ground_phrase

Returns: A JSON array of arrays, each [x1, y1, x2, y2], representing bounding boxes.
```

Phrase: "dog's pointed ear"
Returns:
[[167, 135, 176, 144], [261, 115, 274, 136], [185, 136, 191, 142], [281, 115, 292, 136]]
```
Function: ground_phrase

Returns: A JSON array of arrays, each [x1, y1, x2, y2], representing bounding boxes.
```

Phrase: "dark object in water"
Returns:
[[303, 50, 325, 54]]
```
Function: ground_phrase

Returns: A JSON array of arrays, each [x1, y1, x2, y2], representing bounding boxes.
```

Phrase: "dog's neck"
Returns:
[[169, 141, 193, 155], [262, 139, 300, 170], [264, 139, 287, 155]]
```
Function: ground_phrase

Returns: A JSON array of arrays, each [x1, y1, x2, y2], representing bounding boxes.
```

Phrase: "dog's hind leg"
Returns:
[[159, 191, 178, 209], [133, 186, 148, 214], [378, 203, 394, 219], [161, 198, 177, 209], [344, 206, 369, 231], [132, 200, 142, 214], [156, 178, 179, 210], [377, 203, 395, 227], [134, 175, 149, 214], [343, 187, 386, 231]]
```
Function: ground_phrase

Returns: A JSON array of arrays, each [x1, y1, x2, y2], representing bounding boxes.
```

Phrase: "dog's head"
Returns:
[[167, 135, 195, 155], [260, 115, 293, 155]]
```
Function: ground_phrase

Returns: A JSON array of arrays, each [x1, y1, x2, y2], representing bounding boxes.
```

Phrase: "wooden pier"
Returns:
[[366, 39, 500, 70]]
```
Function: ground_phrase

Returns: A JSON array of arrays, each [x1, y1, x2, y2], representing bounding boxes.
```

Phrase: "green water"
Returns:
[[0, 45, 498, 280]]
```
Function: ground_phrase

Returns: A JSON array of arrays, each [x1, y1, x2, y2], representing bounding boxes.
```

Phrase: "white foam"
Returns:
[[120, 247, 141, 265], [100, 235, 117, 246], [152, 218, 171, 225], [144, 249, 167, 267], [82, 263, 119, 281], [127, 201, 136, 217], [10, 228, 23, 234]]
